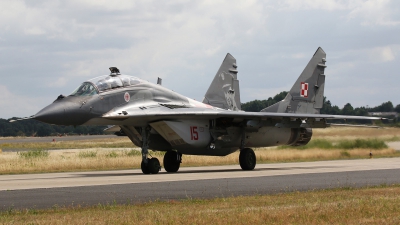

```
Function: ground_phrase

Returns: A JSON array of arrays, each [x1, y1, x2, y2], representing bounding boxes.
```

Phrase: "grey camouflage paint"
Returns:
[[262, 47, 326, 114], [202, 53, 241, 111]]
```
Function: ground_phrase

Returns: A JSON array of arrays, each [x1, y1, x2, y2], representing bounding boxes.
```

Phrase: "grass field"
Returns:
[[312, 127, 400, 141], [0, 127, 400, 174], [1, 146, 398, 174], [1, 185, 400, 224], [0, 137, 133, 150]]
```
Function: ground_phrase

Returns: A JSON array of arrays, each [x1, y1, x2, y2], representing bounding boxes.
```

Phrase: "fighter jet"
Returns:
[[13, 47, 381, 174]]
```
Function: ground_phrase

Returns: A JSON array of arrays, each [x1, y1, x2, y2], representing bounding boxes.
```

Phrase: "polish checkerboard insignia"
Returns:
[[300, 82, 308, 97]]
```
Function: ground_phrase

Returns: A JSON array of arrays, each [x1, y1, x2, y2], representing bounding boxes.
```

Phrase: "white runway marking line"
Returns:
[[1, 158, 400, 191]]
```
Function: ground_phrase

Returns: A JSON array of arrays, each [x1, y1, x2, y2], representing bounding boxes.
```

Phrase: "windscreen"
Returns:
[[70, 82, 98, 96]]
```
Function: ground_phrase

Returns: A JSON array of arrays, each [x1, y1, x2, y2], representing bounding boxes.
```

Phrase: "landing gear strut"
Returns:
[[239, 148, 256, 170], [163, 151, 182, 172], [140, 126, 161, 174]]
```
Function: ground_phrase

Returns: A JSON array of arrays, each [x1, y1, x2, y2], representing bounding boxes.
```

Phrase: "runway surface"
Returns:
[[1, 158, 400, 210], [388, 141, 400, 150]]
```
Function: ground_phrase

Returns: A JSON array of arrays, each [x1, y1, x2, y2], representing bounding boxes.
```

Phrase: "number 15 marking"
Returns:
[[190, 126, 198, 140]]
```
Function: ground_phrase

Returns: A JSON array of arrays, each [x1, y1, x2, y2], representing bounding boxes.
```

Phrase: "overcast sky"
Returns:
[[1, 0, 399, 119]]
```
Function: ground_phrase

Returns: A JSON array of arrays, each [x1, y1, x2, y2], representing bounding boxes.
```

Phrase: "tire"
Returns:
[[163, 151, 181, 173], [148, 158, 161, 174], [239, 148, 256, 170], [141, 161, 150, 174]]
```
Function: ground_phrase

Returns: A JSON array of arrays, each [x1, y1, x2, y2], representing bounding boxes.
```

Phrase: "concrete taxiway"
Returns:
[[1, 158, 400, 210]]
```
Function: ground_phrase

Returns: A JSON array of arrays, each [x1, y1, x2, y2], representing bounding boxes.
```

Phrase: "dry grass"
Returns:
[[0, 148, 141, 174], [313, 127, 400, 141], [0, 127, 399, 174], [2, 185, 400, 224], [0, 137, 132, 150], [0, 147, 398, 175]]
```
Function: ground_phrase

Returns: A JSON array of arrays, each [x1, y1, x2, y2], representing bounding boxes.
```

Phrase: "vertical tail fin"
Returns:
[[262, 47, 326, 114], [202, 53, 241, 111]]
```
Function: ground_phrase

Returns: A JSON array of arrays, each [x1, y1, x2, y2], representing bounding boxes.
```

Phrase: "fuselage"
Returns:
[[34, 73, 311, 157]]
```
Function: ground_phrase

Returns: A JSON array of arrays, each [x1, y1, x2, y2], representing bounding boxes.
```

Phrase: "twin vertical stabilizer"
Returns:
[[202, 53, 241, 111], [262, 47, 327, 114]]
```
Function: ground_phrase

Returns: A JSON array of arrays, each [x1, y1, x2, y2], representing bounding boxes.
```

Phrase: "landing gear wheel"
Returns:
[[141, 158, 160, 174], [141, 161, 150, 174], [163, 151, 181, 173], [239, 148, 256, 170], [148, 158, 161, 174]]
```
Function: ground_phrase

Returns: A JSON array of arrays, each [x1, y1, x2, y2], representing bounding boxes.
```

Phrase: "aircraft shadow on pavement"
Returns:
[[77, 166, 337, 177]]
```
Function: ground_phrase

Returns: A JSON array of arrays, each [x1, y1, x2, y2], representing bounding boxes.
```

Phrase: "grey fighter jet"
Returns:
[[14, 47, 381, 174]]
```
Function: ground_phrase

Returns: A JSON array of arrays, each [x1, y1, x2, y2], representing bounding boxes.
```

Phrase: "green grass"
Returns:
[[280, 138, 388, 150], [18, 149, 49, 159], [337, 139, 388, 149], [124, 149, 165, 157], [125, 149, 141, 157], [384, 136, 400, 142], [105, 151, 118, 158], [78, 150, 97, 158]]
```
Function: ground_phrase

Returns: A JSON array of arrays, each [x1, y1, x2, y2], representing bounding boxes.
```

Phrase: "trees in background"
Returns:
[[242, 93, 399, 117], [241, 91, 288, 112], [0, 118, 106, 137]]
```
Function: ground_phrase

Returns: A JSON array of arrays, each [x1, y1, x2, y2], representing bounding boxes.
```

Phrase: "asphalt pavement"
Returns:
[[1, 158, 399, 210]]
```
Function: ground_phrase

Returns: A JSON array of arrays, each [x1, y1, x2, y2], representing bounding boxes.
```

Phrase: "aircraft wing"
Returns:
[[95, 104, 382, 128]]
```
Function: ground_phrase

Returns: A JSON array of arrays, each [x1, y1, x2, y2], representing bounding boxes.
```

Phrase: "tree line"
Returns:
[[0, 118, 106, 137], [1, 92, 399, 137], [241, 91, 400, 116]]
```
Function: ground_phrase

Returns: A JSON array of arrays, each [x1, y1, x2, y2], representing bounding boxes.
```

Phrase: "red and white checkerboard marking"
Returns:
[[300, 82, 308, 97]]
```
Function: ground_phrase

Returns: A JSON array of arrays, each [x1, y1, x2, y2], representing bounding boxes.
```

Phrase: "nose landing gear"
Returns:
[[140, 126, 161, 174], [141, 157, 161, 174]]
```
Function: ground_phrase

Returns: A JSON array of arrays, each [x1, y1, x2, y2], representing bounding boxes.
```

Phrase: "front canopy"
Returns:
[[70, 75, 142, 96]]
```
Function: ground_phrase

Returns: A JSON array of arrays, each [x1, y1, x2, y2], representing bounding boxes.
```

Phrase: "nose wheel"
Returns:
[[141, 158, 161, 174]]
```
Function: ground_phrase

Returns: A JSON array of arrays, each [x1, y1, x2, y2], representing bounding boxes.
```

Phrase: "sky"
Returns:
[[0, 0, 399, 119]]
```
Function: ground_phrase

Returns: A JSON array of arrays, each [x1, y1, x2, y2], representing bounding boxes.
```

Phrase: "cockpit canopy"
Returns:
[[70, 75, 142, 96]]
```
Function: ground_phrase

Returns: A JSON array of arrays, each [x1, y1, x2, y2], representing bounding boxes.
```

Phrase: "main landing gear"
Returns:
[[163, 151, 182, 173], [239, 148, 256, 170]]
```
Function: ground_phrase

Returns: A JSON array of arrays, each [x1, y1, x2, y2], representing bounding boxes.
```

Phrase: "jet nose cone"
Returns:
[[34, 103, 66, 125]]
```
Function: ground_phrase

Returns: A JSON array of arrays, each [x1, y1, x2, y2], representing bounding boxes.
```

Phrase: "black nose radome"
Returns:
[[34, 100, 90, 126], [34, 102, 66, 125]]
